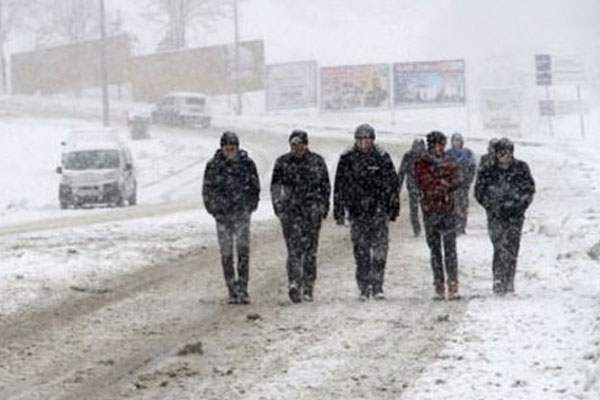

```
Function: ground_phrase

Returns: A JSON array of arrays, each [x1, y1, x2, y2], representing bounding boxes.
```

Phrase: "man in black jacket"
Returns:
[[202, 131, 260, 304], [474, 138, 535, 295], [271, 130, 331, 303], [398, 138, 425, 236], [334, 124, 399, 300]]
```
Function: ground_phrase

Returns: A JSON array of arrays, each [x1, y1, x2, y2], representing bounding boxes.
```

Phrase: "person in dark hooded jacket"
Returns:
[[271, 130, 330, 303], [447, 132, 476, 234], [398, 138, 426, 236], [202, 131, 260, 304], [334, 123, 399, 300], [414, 131, 461, 300], [474, 137, 535, 295]]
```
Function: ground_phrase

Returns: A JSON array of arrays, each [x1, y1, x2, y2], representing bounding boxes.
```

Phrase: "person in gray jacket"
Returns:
[[271, 130, 330, 303], [398, 138, 426, 236], [202, 131, 260, 304]]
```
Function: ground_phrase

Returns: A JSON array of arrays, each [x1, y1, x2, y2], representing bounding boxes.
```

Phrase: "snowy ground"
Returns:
[[1, 97, 600, 399]]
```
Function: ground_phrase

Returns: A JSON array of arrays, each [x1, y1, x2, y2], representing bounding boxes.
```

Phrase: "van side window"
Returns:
[[185, 97, 205, 106]]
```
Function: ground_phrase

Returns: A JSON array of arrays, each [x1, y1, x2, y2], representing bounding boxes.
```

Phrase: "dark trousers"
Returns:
[[215, 212, 250, 293], [350, 215, 389, 294], [454, 187, 470, 233], [488, 215, 524, 290], [423, 211, 458, 286], [280, 213, 322, 291], [408, 190, 422, 235]]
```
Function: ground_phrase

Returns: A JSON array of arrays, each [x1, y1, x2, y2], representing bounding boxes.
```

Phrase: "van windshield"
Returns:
[[185, 97, 205, 105], [64, 150, 120, 170]]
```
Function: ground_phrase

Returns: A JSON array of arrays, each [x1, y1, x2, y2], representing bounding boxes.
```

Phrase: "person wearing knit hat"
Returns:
[[414, 130, 461, 300], [447, 132, 476, 235], [202, 131, 260, 304], [271, 130, 330, 303], [333, 123, 399, 301], [475, 137, 535, 295]]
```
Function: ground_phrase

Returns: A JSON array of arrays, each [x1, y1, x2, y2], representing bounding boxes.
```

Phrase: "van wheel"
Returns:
[[128, 186, 137, 206]]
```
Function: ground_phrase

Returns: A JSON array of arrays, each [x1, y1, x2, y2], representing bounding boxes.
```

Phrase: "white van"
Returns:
[[151, 91, 211, 128], [56, 135, 137, 209]]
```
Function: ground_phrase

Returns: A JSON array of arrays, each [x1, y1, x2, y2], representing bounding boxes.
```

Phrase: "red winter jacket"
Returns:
[[414, 153, 460, 213]]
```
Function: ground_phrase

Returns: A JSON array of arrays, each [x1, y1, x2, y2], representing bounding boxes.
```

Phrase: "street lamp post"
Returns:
[[99, 0, 109, 126]]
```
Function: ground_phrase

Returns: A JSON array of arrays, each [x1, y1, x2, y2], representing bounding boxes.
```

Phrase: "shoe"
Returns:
[[505, 281, 515, 293], [493, 280, 506, 295], [238, 290, 251, 304], [288, 283, 301, 303], [358, 292, 369, 302], [227, 294, 239, 304], [434, 284, 445, 300], [302, 293, 314, 302], [447, 282, 460, 300], [373, 292, 386, 300]]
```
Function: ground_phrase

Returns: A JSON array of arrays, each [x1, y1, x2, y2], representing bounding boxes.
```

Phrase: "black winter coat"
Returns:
[[202, 149, 260, 217], [270, 150, 331, 218], [474, 158, 535, 220], [333, 145, 399, 222]]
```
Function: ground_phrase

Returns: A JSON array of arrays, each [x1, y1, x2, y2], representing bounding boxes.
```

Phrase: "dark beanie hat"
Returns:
[[426, 130, 447, 149], [494, 137, 514, 154], [354, 123, 376, 139], [220, 131, 239, 147], [289, 129, 308, 145]]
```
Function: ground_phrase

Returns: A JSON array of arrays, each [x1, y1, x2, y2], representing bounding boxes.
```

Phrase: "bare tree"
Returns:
[[33, 0, 124, 47], [143, 0, 231, 52], [0, 0, 33, 93]]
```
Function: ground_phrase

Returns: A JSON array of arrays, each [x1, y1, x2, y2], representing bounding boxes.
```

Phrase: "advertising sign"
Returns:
[[535, 54, 585, 86], [320, 64, 390, 111], [481, 88, 521, 134], [265, 61, 317, 110], [393, 59, 466, 108]]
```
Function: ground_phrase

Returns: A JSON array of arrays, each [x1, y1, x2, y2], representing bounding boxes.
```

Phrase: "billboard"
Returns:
[[481, 88, 522, 135], [320, 64, 390, 112], [265, 61, 317, 110], [393, 59, 466, 108], [131, 40, 264, 102], [11, 35, 132, 95]]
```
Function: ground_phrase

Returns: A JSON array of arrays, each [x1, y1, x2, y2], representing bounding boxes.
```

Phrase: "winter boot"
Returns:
[[434, 283, 445, 300], [237, 280, 250, 304], [447, 282, 460, 300], [288, 282, 301, 303], [302, 285, 314, 302], [372, 286, 385, 300], [493, 280, 505, 295], [226, 281, 239, 304]]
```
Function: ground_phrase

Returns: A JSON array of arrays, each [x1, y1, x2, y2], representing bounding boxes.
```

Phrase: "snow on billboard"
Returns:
[[393, 59, 466, 108], [320, 64, 390, 112], [265, 61, 317, 110]]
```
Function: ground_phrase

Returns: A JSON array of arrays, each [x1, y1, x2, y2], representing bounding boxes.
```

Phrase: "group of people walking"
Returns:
[[202, 124, 535, 304]]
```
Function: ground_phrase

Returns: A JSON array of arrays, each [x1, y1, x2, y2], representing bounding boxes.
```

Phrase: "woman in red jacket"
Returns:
[[415, 131, 461, 300]]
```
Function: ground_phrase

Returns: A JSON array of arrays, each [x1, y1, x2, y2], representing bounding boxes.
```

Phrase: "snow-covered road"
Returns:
[[1, 103, 599, 399]]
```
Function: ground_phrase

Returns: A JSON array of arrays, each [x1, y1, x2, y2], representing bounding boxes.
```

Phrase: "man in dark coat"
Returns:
[[202, 131, 260, 304], [333, 123, 399, 300], [415, 131, 461, 300], [474, 138, 535, 295], [447, 132, 476, 234], [398, 138, 426, 236], [271, 130, 331, 303]]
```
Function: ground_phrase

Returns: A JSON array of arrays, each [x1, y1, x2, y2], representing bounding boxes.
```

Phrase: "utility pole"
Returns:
[[99, 0, 109, 126], [233, 0, 242, 115]]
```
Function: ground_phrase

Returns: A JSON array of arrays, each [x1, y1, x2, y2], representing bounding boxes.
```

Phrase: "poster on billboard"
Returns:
[[393, 59, 466, 108], [320, 64, 390, 112], [481, 88, 522, 135], [265, 61, 317, 110]]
